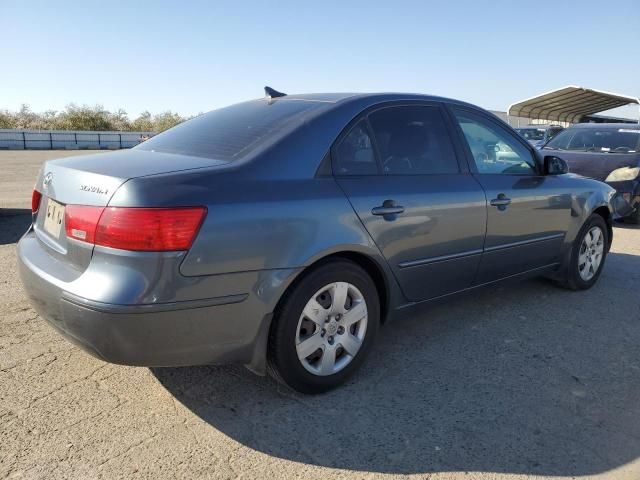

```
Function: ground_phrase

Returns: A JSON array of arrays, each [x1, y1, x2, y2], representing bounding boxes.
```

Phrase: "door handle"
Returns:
[[490, 193, 511, 210], [372, 200, 405, 216]]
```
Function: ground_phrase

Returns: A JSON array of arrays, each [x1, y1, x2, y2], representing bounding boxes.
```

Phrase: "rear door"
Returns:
[[334, 102, 487, 302], [448, 106, 572, 284]]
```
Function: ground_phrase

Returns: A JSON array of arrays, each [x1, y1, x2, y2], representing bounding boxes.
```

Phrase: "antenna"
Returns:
[[264, 86, 287, 99]]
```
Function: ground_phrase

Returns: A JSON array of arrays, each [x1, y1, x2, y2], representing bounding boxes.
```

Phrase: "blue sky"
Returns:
[[2, 0, 639, 119]]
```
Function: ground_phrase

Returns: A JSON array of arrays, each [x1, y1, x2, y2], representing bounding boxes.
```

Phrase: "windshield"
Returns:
[[136, 99, 324, 161], [515, 128, 546, 141], [545, 127, 640, 153]]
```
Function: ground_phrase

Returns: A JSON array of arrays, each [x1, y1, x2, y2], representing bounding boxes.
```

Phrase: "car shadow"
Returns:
[[614, 219, 640, 230], [0, 209, 32, 246], [154, 251, 640, 476]]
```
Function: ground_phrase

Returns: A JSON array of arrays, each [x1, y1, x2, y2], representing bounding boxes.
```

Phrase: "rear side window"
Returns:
[[369, 106, 459, 175], [333, 121, 378, 175], [136, 99, 322, 161]]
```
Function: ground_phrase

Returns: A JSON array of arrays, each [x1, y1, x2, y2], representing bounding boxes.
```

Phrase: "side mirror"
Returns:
[[544, 155, 568, 175]]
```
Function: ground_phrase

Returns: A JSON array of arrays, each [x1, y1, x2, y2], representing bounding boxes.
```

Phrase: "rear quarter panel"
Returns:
[[109, 172, 387, 276], [183, 177, 382, 275]]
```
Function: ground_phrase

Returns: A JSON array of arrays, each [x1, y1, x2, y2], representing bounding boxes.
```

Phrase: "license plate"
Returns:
[[43, 198, 65, 238]]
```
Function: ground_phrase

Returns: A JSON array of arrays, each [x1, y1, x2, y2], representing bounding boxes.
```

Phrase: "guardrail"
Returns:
[[0, 129, 156, 150]]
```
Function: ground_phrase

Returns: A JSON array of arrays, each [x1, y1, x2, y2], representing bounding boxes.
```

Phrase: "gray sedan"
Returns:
[[18, 89, 615, 393]]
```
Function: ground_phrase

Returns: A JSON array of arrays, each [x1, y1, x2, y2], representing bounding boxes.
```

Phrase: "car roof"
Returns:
[[565, 122, 640, 130], [274, 92, 477, 108], [516, 125, 563, 130]]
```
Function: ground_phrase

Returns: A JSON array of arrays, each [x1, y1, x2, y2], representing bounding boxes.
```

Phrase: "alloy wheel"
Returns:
[[578, 226, 605, 281]]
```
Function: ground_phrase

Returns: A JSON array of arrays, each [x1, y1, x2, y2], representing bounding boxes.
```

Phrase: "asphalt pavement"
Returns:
[[1, 150, 640, 479]]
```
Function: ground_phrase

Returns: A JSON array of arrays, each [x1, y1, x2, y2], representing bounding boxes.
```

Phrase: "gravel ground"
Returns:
[[1, 150, 640, 479]]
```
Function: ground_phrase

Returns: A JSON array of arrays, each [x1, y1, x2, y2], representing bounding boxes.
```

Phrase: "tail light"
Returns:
[[65, 206, 206, 251], [31, 190, 42, 213], [65, 205, 104, 243]]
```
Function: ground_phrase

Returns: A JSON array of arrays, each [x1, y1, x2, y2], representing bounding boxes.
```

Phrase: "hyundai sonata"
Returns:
[[18, 88, 615, 393]]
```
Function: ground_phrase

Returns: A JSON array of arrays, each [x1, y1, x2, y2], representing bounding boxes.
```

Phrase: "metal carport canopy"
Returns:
[[508, 86, 639, 123]]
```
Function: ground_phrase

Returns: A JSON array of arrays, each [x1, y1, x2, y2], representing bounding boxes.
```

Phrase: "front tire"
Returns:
[[625, 207, 640, 225], [561, 214, 609, 290], [267, 259, 380, 394]]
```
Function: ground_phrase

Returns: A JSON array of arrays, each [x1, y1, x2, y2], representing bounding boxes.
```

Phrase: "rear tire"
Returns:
[[267, 259, 379, 394], [559, 214, 609, 290]]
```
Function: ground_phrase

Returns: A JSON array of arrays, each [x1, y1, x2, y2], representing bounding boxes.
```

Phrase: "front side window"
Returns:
[[368, 106, 459, 175], [333, 121, 378, 175], [547, 127, 564, 141], [453, 109, 537, 175]]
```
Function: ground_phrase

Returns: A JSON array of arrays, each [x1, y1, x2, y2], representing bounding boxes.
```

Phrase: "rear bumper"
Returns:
[[17, 230, 297, 369], [39, 299, 261, 368]]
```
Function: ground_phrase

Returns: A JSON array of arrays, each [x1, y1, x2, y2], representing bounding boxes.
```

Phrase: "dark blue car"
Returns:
[[541, 123, 640, 223]]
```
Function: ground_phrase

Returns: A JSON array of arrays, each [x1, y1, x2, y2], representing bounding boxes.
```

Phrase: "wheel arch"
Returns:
[[247, 249, 392, 378], [273, 250, 392, 326], [323, 251, 390, 324]]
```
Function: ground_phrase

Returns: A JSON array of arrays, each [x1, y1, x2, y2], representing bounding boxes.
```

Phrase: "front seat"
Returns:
[[383, 125, 428, 174]]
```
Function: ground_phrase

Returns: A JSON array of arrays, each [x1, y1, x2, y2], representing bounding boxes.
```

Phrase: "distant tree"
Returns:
[[109, 109, 132, 131], [57, 104, 114, 131], [0, 104, 190, 132], [31, 110, 59, 130], [14, 104, 40, 129], [131, 111, 154, 132], [0, 110, 16, 129], [152, 111, 186, 132], [130, 111, 188, 132]]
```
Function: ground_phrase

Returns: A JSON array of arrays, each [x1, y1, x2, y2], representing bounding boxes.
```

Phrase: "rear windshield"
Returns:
[[136, 99, 323, 161], [545, 127, 640, 153], [515, 128, 546, 141]]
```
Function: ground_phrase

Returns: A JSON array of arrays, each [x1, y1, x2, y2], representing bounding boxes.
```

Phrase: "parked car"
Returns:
[[515, 124, 564, 148], [18, 89, 616, 394], [541, 123, 640, 223]]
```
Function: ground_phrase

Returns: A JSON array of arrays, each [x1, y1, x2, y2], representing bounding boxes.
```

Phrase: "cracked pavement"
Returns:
[[1, 151, 640, 479]]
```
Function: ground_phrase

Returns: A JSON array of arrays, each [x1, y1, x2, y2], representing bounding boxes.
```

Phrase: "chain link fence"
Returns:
[[0, 129, 156, 150]]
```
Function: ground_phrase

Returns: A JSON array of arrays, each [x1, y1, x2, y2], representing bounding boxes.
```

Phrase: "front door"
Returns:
[[333, 103, 487, 302], [449, 107, 572, 284]]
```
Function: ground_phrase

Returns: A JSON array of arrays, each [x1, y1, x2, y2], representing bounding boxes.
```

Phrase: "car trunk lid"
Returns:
[[33, 149, 229, 273]]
